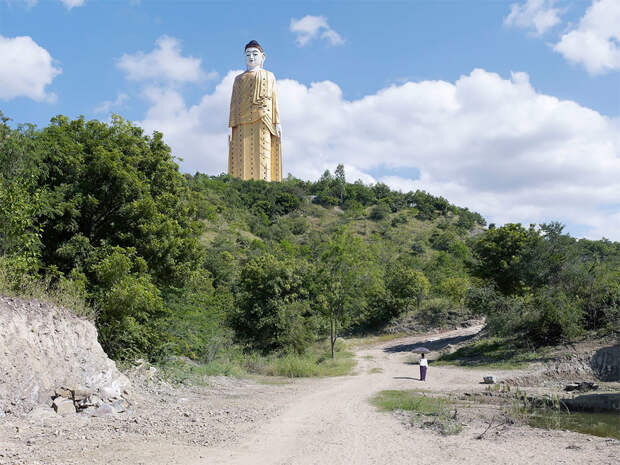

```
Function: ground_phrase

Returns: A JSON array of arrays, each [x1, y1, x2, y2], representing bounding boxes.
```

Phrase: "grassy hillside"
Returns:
[[1, 114, 618, 371]]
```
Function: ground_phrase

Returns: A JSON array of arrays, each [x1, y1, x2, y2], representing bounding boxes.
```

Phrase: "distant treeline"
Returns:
[[1, 114, 617, 363]]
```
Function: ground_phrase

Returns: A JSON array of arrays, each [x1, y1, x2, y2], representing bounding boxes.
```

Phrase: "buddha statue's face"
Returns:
[[245, 47, 265, 71]]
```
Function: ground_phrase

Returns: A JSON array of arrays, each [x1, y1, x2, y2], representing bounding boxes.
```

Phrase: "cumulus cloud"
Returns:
[[290, 15, 345, 47], [117, 36, 217, 84], [94, 92, 129, 114], [554, 0, 620, 74], [137, 68, 620, 240], [0, 34, 61, 102], [504, 0, 562, 35]]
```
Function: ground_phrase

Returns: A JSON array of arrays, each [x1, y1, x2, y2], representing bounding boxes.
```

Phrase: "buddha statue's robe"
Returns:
[[228, 68, 282, 182]]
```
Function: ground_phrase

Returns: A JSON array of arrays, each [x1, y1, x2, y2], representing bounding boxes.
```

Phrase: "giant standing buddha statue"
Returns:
[[228, 40, 282, 182]]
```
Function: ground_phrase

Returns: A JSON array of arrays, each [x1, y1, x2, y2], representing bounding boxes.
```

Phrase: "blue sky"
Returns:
[[1, 0, 619, 239]]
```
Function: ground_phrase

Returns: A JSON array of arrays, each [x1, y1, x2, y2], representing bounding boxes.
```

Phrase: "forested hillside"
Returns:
[[1, 114, 618, 367]]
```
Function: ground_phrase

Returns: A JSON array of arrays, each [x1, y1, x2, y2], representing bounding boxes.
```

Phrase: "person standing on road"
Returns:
[[419, 353, 428, 381]]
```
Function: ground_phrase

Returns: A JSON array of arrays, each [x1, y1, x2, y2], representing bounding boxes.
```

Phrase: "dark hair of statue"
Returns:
[[244, 40, 264, 53]]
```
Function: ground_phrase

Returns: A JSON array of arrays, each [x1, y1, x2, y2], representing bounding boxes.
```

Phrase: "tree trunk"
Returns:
[[330, 313, 335, 359]]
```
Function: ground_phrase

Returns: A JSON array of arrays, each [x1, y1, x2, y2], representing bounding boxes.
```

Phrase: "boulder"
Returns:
[[483, 375, 497, 384], [54, 387, 72, 399], [52, 397, 75, 416], [72, 387, 93, 401], [564, 381, 599, 392]]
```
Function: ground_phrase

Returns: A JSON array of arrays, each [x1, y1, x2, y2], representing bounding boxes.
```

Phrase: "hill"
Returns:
[[1, 114, 618, 369]]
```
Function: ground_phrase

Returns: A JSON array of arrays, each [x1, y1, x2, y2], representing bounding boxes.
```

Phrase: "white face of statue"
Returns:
[[245, 47, 265, 71]]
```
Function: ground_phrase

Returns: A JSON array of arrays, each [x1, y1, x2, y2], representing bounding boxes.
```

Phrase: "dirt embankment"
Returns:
[[0, 296, 129, 416]]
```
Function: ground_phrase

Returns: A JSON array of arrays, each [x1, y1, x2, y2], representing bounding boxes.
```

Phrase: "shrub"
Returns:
[[391, 213, 408, 227], [97, 274, 165, 359], [418, 297, 453, 327], [369, 201, 391, 221], [232, 255, 314, 353], [483, 289, 584, 345], [523, 289, 583, 344], [465, 285, 499, 315], [290, 217, 309, 235], [410, 241, 426, 256]]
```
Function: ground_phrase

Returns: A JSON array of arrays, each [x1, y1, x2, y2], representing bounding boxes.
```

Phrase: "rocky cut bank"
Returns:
[[0, 296, 130, 417]]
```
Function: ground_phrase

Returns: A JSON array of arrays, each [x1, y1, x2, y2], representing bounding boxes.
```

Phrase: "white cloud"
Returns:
[[13, 0, 86, 8], [59, 0, 85, 9], [0, 34, 61, 102], [137, 68, 620, 240], [554, 0, 620, 74], [94, 92, 129, 114], [117, 36, 216, 84], [290, 15, 345, 47], [504, 0, 562, 35]]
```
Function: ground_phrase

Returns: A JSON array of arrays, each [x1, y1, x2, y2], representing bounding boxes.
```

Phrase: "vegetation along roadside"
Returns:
[[1, 113, 618, 378]]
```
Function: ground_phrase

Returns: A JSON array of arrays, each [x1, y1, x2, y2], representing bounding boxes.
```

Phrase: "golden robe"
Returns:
[[228, 69, 282, 182]]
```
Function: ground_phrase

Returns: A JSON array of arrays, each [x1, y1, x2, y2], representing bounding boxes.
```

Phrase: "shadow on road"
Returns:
[[393, 376, 418, 380], [383, 331, 480, 354]]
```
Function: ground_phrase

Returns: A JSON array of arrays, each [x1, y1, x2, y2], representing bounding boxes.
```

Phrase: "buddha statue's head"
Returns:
[[244, 40, 265, 71]]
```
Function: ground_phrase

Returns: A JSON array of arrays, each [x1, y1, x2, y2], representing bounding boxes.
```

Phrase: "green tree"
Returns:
[[334, 163, 346, 204], [385, 264, 430, 313], [316, 228, 380, 358], [233, 254, 313, 353], [471, 223, 539, 295], [93, 247, 165, 359], [34, 115, 204, 288], [440, 276, 470, 312], [0, 180, 42, 269]]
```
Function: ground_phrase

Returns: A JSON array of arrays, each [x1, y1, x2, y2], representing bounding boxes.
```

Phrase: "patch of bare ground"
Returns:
[[0, 365, 306, 465], [2, 325, 618, 465]]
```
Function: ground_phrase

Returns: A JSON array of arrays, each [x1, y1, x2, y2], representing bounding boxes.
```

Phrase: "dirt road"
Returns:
[[201, 326, 617, 465], [2, 326, 617, 465]]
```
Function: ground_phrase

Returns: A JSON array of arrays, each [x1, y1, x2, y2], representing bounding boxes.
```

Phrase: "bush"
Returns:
[[418, 297, 453, 327], [391, 213, 408, 227], [369, 201, 391, 221], [232, 255, 314, 353], [484, 288, 584, 345], [158, 287, 235, 363], [465, 285, 499, 315], [523, 289, 583, 344], [410, 241, 426, 256], [290, 217, 309, 235], [0, 257, 93, 318]]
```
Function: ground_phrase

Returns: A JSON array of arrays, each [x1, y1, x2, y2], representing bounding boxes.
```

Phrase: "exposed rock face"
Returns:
[[505, 341, 620, 387], [0, 296, 130, 415], [591, 342, 620, 381]]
